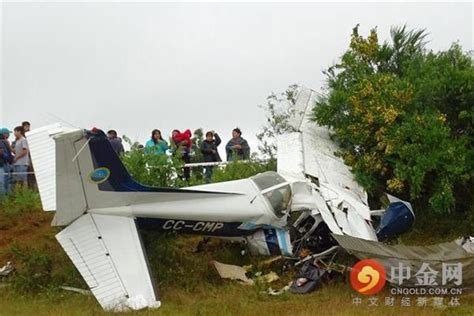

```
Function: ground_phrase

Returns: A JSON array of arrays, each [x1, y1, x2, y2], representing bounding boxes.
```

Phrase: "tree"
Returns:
[[313, 25, 473, 213], [256, 84, 299, 159]]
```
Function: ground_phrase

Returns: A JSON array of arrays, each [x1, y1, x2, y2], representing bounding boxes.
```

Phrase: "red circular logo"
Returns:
[[350, 259, 386, 295]]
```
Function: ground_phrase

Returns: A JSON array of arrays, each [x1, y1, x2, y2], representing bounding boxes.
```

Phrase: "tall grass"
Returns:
[[0, 186, 42, 216]]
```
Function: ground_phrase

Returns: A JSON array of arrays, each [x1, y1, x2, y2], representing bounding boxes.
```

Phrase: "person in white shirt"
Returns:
[[12, 126, 29, 186]]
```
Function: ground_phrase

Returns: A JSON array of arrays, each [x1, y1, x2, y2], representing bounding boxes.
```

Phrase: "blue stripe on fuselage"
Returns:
[[263, 229, 281, 256], [136, 217, 256, 237]]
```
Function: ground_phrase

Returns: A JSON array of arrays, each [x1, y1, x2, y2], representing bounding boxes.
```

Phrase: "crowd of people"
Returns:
[[107, 127, 250, 183], [0, 121, 33, 196], [0, 122, 251, 197]]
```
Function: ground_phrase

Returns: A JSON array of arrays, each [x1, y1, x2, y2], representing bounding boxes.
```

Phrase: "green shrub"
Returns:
[[212, 158, 277, 183], [9, 244, 52, 292], [313, 25, 473, 213], [0, 186, 42, 216], [121, 148, 184, 187], [121, 137, 276, 188]]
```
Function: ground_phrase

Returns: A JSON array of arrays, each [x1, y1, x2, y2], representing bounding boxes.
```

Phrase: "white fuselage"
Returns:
[[89, 177, 286, 237]]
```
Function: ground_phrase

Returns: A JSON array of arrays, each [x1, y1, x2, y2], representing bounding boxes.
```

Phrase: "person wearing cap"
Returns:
[[225, 127, 250, 161], [12, 126, 29, 187], [0, 128, 14, 194]]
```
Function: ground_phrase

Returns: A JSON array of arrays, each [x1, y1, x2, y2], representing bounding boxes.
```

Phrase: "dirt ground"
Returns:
[[1, 211, 473, 315]]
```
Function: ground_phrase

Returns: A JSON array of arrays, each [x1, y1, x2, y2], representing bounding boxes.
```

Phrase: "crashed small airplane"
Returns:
[[28, 88, 416, 311]]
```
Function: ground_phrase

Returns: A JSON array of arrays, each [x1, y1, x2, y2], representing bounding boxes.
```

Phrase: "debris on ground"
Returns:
[[212, 260, 281, 286], [211, 260, 254, 285], [59, 286, 93, 296], [255, 271, 280, 283], [0, 262, 14, 277], [261, 256, 283, 266], [265, 283, 291, 296]]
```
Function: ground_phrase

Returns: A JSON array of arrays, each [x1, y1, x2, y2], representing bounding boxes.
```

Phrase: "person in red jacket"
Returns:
[[171, 129, 192, 180]]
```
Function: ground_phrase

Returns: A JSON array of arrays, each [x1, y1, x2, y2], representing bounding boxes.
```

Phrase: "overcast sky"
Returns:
[[1, 2, 472, 153]]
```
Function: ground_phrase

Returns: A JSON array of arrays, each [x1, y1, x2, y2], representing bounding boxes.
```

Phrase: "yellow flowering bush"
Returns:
[[313, 25, 473, 213]]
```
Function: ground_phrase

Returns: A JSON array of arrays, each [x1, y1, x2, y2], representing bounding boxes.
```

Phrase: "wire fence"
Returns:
[[4, 161, 250, 175], [183, 160, 250, 168]]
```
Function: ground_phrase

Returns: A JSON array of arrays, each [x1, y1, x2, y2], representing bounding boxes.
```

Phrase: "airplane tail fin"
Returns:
[[28, 125, 162, 310], [28, 125, 158, 225], [48, 127, 136, 225], [27, 124, 119, 226]]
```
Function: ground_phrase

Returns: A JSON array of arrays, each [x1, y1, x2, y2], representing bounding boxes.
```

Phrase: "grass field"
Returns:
[[0, 189, 473, 315], [1, 282, 473, 316]]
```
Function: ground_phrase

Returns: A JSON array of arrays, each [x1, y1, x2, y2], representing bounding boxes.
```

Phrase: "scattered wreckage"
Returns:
[[0, 262, 14, 278], [25, 88, 472, 311]]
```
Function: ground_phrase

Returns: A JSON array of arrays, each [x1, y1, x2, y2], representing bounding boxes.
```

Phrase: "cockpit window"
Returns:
[[263, 184, 292, 217], [251, 171, 287, 191], [251, 172, 291, 217]]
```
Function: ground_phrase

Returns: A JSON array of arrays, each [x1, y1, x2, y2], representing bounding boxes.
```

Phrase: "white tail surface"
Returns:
[[56, 213, 160, 311], [26, 123, 76, 211]]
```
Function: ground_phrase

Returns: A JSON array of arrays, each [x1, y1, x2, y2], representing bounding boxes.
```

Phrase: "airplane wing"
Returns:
[[56, 213, 160, 311], [277, 87, 377, 241], [277, 87, 368, 205]]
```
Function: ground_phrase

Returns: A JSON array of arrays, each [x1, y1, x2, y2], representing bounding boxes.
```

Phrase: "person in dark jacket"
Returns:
[[0, 135, 8, 197], [225, 128, 250, 161], [107, 130, 125, 156], [171, 129, 192, 181], [0, 128, 14, 195], [200, 131, 221, 182]]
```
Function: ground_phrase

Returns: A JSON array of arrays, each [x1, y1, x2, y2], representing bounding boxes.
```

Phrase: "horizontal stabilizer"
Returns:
[[56, 214, 159, 311]]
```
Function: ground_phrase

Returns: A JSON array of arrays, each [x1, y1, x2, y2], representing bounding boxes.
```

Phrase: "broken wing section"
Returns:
[[279, 87, 368, 205], [56, 213, 160, 311], [333, 234, 474, 288], [277, 87, 378, 241], [276, 133, 305, 182], [299, 88, 367, 204]]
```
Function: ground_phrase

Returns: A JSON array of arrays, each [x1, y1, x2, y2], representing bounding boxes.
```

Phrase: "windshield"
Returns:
[[251, 172, 291, 217], [263, 184, 292, 217], [251, 171, 287, 191]]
